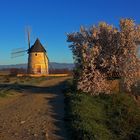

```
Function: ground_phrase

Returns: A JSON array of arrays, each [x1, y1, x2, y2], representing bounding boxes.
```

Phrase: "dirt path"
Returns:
[[0, 77, 69, 140]]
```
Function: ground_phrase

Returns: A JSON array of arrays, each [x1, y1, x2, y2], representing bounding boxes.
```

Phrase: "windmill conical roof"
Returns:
[[28, 38, 46, 53]]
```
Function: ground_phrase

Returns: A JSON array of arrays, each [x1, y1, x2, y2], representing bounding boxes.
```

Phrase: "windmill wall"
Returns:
[[28, 52, 49, 75]]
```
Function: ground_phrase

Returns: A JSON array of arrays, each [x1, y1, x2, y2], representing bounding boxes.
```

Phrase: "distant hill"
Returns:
[[0, 64, 27, 69], [0, 62, 74, 70], [50, 62, 74, 70]]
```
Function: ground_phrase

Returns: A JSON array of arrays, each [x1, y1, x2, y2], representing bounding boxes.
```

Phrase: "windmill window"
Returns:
[[35, 53, 37, 56]]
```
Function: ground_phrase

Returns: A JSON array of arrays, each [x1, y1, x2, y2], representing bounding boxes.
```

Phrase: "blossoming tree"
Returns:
[[67, 19, 140, 95]]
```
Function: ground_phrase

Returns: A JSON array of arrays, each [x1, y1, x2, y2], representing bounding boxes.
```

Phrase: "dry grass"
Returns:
[[0, 76, 48, 98], [17, 73, 69, 77], [0, 71, 10, 76]]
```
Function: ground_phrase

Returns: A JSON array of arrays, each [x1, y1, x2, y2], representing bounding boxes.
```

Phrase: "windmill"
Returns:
[[11, 29, 49, 75], [11, 28, 31, 58]]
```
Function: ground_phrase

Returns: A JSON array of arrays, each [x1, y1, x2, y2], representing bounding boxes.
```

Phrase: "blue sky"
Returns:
[[0, 0, 140, 65]]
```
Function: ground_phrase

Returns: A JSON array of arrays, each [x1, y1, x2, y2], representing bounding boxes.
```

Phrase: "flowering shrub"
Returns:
[[67, 19, 140, 95], [119, 19, 140, 92]]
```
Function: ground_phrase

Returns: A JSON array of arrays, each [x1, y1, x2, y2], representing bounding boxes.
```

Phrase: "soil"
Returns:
[[0, 77, 69, 140]]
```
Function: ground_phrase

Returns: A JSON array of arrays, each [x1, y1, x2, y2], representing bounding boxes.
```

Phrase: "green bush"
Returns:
[[65, 91, 140, 140], [105, 94, 140, 140]]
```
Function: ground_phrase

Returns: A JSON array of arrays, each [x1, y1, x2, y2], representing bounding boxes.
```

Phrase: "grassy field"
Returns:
[[65, 80, 140, 140], [0, 75, 48, 84], [0, 75, 69, 98], [0, 76, 49, 98]]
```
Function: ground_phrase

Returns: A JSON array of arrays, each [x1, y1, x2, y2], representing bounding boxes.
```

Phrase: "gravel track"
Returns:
[[0, 77, 69, 140]]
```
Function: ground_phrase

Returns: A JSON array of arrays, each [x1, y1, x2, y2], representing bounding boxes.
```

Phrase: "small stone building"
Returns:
[[27, 38, 49, 75]]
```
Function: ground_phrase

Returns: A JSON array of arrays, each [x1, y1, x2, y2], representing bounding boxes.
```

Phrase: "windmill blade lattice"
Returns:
[[11, 47, 28, 58]]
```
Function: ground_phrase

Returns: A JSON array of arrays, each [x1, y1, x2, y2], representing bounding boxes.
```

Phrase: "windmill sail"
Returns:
[[11, 47, 28, 58], [11, 27, 31, 58], [27, 27, 31, 49]]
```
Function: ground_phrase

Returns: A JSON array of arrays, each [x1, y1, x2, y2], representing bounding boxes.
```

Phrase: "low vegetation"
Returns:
[[66, 18, 140, 140], [0, 76, 48, 98], [65, 82, 140, 140], [0, 85, 21, 97], [0, 75, 48, 84]]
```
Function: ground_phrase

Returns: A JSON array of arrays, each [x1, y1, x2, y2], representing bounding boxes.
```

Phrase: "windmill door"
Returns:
[[36, 65, 41, 74]]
